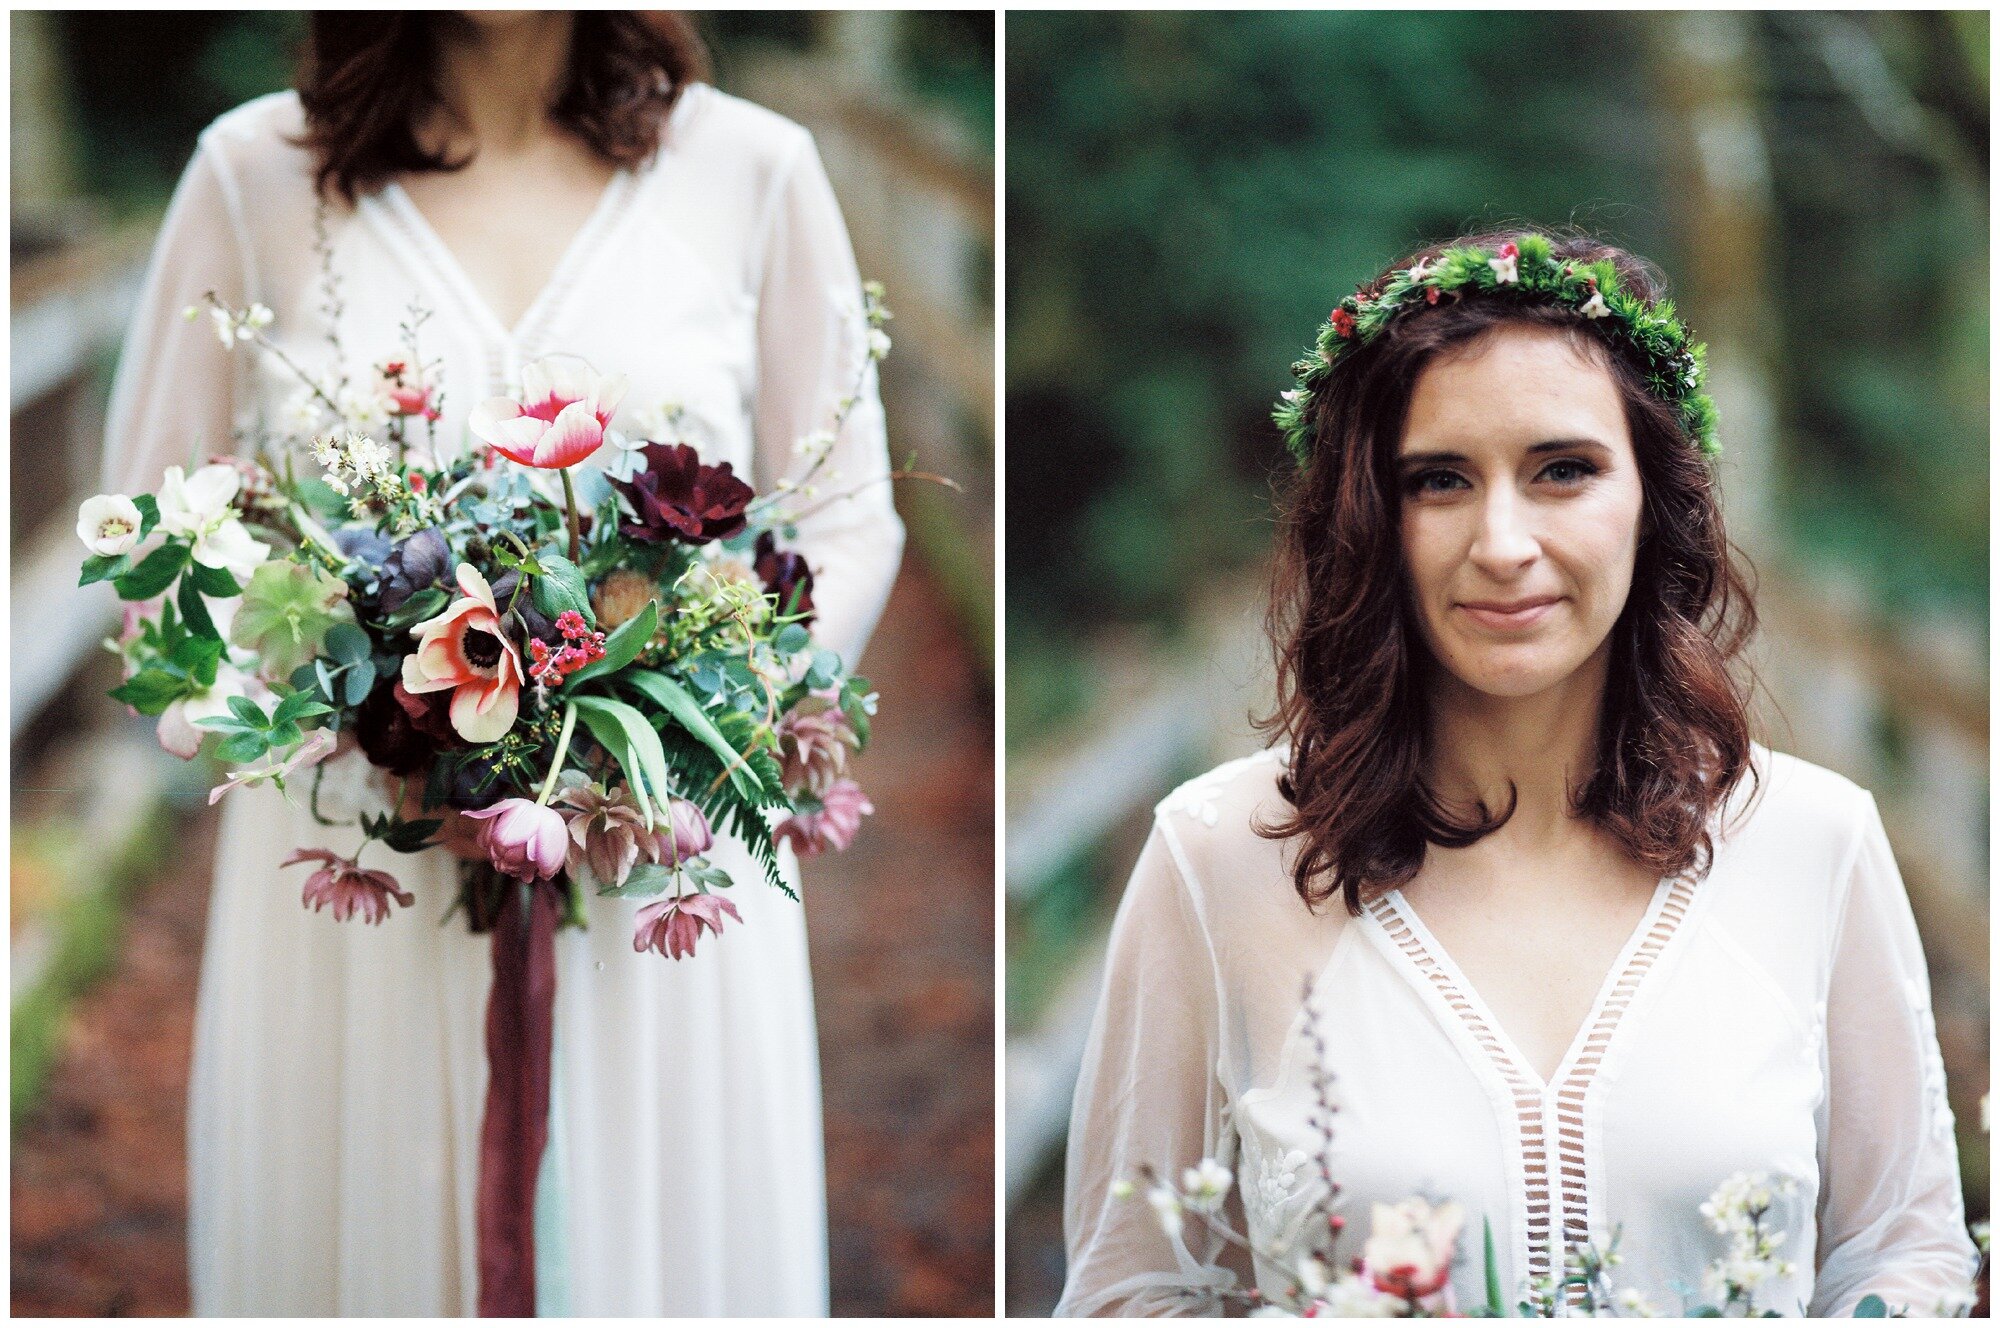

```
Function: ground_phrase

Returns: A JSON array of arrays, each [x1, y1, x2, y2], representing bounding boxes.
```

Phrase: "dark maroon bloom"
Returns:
[[356, 679, 458, 775], [754, 531, 815, 625], [610, 442, 754, 546], [379, 526, 453, 613]]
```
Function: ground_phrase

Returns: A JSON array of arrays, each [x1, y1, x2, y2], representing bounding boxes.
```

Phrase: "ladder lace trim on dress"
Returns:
[[1365, 873, 1695, 1308]]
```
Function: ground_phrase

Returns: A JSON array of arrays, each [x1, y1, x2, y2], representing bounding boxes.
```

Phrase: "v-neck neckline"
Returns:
[[374, 166, 637, 349], [1368, 872, 1686, 1095]]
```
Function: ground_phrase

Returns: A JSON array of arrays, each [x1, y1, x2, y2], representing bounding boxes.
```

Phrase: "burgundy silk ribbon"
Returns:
[[477, 878, 559, 1317]]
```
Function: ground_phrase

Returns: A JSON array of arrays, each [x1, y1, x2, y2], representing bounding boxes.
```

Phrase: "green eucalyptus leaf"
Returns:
[[531, 552, 592, 623], [596, 861, 675, 898], [344, 659, 377, 706], [324, 622, 371, 666], [382, 586, 449, 631]]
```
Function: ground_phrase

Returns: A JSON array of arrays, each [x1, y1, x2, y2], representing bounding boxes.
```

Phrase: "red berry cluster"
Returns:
[[528, 610, 608, 687]]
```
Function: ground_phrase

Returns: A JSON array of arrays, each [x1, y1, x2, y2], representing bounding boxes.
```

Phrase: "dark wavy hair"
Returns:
[[1256, 225, 1758, 917], [295, 13, 710, 203]]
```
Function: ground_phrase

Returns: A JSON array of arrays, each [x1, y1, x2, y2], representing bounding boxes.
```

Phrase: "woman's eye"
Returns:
[[1538, 458, 1598, 486], [1405, 468, 1468, 496]]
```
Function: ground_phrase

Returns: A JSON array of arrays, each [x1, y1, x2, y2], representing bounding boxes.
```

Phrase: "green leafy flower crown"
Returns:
[[1273, 233, 1720, 466]]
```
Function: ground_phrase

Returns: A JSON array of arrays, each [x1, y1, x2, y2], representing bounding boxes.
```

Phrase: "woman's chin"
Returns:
[[1441, 645, 1587, 701]]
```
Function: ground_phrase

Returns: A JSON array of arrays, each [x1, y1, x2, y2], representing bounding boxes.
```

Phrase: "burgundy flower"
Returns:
[[633, 891, 741, 960], [754, 532, 816, 624], [462, 797, 569, 881], [1329, 306, 1357, 338], [355, 679, 456, 774], [774, 779, 873, 856], [378, 527, 453, 614], [284, 848, 414, 925], [610, 442, 754, 546]]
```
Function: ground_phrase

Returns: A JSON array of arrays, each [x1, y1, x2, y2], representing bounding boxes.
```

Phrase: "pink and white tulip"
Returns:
[[1361, 1197, 1463, 1303], [462, 797, 570, 881], [468, 355, 627, 469]]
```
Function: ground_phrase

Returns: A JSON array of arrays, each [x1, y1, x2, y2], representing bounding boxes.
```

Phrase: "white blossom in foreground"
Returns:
[[77, 493, 144, 556]]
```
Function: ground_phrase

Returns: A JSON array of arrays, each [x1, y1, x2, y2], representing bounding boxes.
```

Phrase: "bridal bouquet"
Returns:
[[81, 285, 895, 961], [80, 276, 913, 1313], [1121, 997, 1989, 1318]]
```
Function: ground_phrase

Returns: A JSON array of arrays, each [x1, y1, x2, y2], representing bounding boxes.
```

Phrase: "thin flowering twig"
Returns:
[[201, 291, 345, 419], [775, 465, 964, 526], [311, 197, 351, 399]]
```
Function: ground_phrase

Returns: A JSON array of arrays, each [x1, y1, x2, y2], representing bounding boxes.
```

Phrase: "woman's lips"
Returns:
[[1457, 597, 1560, 631]]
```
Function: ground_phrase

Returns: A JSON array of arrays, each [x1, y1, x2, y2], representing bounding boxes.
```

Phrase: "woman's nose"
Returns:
[[1468, 489, 1539, 574]]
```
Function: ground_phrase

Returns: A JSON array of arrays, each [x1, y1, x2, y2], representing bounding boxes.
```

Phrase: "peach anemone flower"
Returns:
[[401, 564, 524, 743], [467, 355, 628, 469]]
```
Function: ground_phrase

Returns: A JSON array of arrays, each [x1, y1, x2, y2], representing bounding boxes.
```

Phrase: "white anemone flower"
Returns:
[[77, 493, 145, 557], [157, 463, 269, 581]]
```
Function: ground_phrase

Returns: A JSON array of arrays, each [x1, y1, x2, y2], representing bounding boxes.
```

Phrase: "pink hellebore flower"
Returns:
[[633, 891, 741, 960], [467, 355, 628, 469], [402, 564, 525, 744], [208, 727, 338, 804], [462, 797, 570, 882], [774, 779, 873, 857], [655, 796, 714, 865], [284, 848, 414, 924]]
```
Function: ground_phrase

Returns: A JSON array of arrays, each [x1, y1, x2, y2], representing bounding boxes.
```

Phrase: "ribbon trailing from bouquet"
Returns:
[[477, 878, 560, 1317]]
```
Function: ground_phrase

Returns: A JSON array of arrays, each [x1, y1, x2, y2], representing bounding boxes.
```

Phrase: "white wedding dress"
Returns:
[[1059, 746, 1978, 1316], [102, 84, 903, 1315]]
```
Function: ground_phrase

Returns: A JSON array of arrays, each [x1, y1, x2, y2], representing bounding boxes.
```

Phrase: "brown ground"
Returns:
[[9, 561, 996, 1317]]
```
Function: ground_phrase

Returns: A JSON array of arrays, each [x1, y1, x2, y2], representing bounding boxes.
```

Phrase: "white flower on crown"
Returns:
[[1580, 290, 1611, 319]]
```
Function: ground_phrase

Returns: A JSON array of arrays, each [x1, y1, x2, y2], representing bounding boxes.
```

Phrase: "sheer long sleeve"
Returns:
[[102, 133, 253, 495], [1059, 820, 1254, 1317], [749, 132, 904, 671], [1809, 795, 1979, 1315]]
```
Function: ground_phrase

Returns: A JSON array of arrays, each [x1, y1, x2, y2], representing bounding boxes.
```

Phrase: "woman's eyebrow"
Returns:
[[1398, 437, 1610, 466]]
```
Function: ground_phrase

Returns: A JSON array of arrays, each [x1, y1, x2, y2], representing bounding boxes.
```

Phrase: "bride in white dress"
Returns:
[[101, 13, 902, 1315], [1059, 231, 1977, 1315]]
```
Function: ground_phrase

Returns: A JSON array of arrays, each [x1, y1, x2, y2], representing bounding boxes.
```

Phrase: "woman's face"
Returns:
[[1396, 323, 1645, 703]]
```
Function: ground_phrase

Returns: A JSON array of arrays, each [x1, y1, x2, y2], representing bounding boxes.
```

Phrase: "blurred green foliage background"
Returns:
[[1006, 9, 1987, 752]]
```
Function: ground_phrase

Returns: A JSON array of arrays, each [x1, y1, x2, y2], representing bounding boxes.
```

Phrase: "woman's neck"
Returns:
[[1424, 644, 1609, 845], [429, 13, 575, 157]]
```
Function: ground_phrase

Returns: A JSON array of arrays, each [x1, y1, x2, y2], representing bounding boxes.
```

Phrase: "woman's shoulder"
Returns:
[[196, 89, 308, 161], [1149, 748, 1296, 892], [664, 82, 816, 173], [1713, 744, 1881, 891]]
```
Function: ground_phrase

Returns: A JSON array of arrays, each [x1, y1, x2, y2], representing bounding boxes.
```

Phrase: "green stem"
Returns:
[[536, 703, 578, 806], [560, 468, 581, 564]]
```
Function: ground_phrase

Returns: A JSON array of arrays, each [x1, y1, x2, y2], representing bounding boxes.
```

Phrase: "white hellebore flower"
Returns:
[[1579, 289, 1611, 319], [77, 493, 145, 557], [1146, 1184, 1184, 1241], [157, 463, 269, 581], [1181, 1159, 1233, 1213], [156, 659, 258, 760], [1295, 1253, 1331, 1298]]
